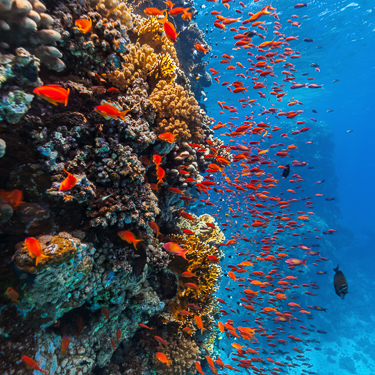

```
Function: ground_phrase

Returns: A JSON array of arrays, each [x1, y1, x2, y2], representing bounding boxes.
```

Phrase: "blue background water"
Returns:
[[192, 0, 375, 373]]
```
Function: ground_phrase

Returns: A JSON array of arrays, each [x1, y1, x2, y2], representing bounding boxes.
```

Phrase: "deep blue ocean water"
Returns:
[[192, 1, 375, 374]]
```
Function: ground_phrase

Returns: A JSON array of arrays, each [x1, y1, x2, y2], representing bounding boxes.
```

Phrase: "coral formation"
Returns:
[[0, 138, 5, 157], [149, 80, 206, 142]]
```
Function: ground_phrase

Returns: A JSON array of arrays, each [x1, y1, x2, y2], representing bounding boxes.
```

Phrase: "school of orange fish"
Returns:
[[3, 1, 338, 373]]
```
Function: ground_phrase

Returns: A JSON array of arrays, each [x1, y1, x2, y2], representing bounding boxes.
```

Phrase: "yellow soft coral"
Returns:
[[163, 234, 222, 336], [149, 81, 205, 142]]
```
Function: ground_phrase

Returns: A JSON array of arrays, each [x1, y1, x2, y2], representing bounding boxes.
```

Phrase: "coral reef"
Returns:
[[0, 1, 220, 374], [149, 80, 207, 142]]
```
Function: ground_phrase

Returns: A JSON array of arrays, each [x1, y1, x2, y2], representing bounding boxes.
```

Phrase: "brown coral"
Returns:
[[153, 336, 201, 375], [90, 0, 133, 29], [149, 81, 205, 142], [162, 234, 222, 335]]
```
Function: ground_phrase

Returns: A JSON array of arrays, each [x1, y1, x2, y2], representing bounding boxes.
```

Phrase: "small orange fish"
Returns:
[[118, 230, 142, 250], [185, 282, 199, 290], [95, 101, 130, 120], [183, 327, 194, 334], [153, 154, 162, 167], [24, 237, 48, 266], [181, 11, 192, 21], [194, 315, 206, 335], [168, 187, 184, 194], [194, 44, 209, 54], [180, 211, 196, 221], [101, 307, 110, 319], [157, 167, 165, 185], [33, 85, 70, 106], [169, 6, 190, 16], [116, 328, 121, 342], [22, 356, 48, 374], [110, 338, 116, 350], [165, 0, 174, 9], [61, 336, 70, 354], [150, 222, 161, 237], [0, 189, 24, 209], [138, 323, 153, 329], [181, 271, 197, 278], [154, 336, 168, 346], [75, 17, 92, 33], [4, 287, 20, 305], [180, 310, 192, 316], [158, 132, 177, 143], [163, 21, 180, 43], [163, 242, 190, 259], [156, 352, 172, 367], [196, 361, 206, 375], [207, 255, 219, 262], [59, 167, 77, 192], [144, 8, 167, 16]]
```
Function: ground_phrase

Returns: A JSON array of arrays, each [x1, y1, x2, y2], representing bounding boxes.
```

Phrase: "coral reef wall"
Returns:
[[0, 0, 220, 374]]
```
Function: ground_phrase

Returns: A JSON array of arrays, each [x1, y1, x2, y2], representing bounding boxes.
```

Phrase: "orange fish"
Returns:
[[144, 8, 167, 16], [150, 222, 161, 237], [157, 167, 165, 184], [4, 287, 20, 305], [181, 12, 192, 21], [61, 336, 70, 354], [194, 315, 206, 335], [110, 338, 116, 350], [158, 132, 177, 143], [153, 154, 162, 168], [75, 17, 92, 33], [207, 255, 219, 262], [231, 343, 244, 349], [163, 242, 189, 259], [165, 0, 174, 9], [228, 272, 237, 282], [169, 7, 190, 16], [168, 187, 184, 194], [156, 352, 172, 367], [155, 336, 168, 346], [0, 189, 24, 209], [118, 230, 142, 250], [183, 327, 194, 334], [196, 361, 206, 375], [180, 211, 196, 221], [116, 328, 121, 342], [22, 356, 48, 374], [163, 21, 180, 43], [185, 282, 199, 290], [194, 44, 209, 54], [95, 101, 130, 120], [138, 323, 153, 329], [59, 167, 77, 192], [24, 237, 48, 266], [33, 85, 70, 106], [181, 272, 197, 277], [101, 307, 110, 319]]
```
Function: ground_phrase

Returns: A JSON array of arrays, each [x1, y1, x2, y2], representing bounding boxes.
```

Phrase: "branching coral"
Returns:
[[162, 234, 222, 334], [153, 336, 201, 375], [104, 42, 177, 90], [89, 0, 133, 30], [149, 80, 205, 142], [178, 213, 225, 246]]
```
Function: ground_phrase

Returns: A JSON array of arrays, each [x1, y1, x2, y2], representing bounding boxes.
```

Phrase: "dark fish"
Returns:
[[310, 63, 319, 67], [333, 265, 348, 299], [281, 164, 290, 178], [312, 109, 317, 113], [304, 38, 313, 42], [244, 30, 257, 37], [346, 129, 353, 133], [332, 79, 339, 83]]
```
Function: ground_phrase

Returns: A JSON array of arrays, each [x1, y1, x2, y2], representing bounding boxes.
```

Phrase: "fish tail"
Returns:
[[302, 259, 307, 267], [333, 265, 339, 272], [64, 88, 70, 106], [119, 110, 130, 121], [35, 253, 49, 266], [133, 239, 142, 250]]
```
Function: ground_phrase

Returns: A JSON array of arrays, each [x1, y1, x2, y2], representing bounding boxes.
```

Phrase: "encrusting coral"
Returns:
[[149, 80, 206, 142]]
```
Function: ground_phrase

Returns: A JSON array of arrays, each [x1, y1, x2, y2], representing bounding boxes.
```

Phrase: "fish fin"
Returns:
[[133, 239, 142, 250], [302, 259, 307, 267], [119, 110, 130, 121], [65, 88, 70, 106], [333, 265, 339, 272]]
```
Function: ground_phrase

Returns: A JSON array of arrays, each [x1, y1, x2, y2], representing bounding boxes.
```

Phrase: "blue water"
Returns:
[[192, 0, 375, 373]]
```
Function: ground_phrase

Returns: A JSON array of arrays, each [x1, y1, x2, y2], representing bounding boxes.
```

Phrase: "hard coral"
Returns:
[[178, 213, 225, 246], [149, 80, 205, 143], [153, 336, 201, 375], [163, 234, 222, 334], [90, 0, 133, 30], [0, 0, 65, 71]]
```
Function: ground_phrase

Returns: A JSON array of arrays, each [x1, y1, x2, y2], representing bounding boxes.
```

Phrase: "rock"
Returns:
[[0, 197, 13, 226], [0, 138, 5, 157]]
